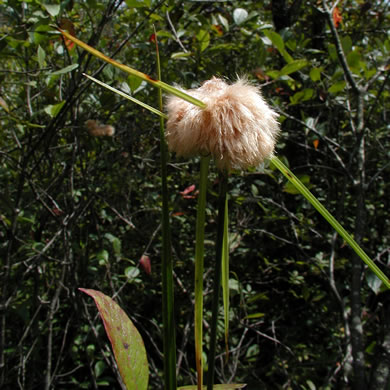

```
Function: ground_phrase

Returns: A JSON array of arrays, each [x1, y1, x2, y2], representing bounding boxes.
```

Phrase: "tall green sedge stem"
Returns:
[[271, 156, 390, 289], [155, 32, 177, 390], [194, 156, 211, 390], [207, 171, 229, 390], [221, 196, 230, 362]]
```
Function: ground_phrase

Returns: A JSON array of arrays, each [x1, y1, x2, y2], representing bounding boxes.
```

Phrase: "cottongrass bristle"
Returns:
[[166, 77, 280, 170]]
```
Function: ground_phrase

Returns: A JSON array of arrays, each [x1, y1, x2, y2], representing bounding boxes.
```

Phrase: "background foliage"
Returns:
[[1, 0, 389, 389]]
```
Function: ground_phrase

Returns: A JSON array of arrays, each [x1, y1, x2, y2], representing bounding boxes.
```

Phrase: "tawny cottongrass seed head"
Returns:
[[166, 77, 280, 170]]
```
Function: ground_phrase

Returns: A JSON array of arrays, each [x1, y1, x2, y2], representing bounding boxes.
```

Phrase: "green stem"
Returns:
[[271, 156, 390, 289], [155, 32, 177, 390], [221, 196, 229, 362], [194, 156, 210, 390], [207, 171, 229, 390]]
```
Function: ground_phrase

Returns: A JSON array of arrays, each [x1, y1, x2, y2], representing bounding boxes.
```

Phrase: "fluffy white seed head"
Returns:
[[166, 77, 279, 170]]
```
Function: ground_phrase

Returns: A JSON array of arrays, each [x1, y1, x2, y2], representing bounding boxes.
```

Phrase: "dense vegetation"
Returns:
[[1, 0, 389, 389]]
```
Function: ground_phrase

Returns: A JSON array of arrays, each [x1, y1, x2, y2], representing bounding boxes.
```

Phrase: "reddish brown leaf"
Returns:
[[79, 289, 149, 390], [333, 7, 342, 28], [59, 18, 76, 50], [139, 255, 151, 275]]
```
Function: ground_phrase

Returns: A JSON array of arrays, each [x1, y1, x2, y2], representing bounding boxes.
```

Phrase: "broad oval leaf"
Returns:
[[280, 59, 308, 76], [79, 289, 149, 390], [43, 3, 61, 17], [233, 8, 248, 25], [328, 80, 346, 94], [196, 30, 210, 52]]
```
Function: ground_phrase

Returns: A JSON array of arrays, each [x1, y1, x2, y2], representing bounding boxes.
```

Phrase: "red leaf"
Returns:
[[59, 18, 76, 50], [149, 33, 156, 43], [52, 207, 63, 216], [139, 255, 151, 275], [180, 184, 198, 199], [332, 7, 342, 28], [172, 211, 185, 216], [212, 24, 223, 36], [180, 184, 196, 195]]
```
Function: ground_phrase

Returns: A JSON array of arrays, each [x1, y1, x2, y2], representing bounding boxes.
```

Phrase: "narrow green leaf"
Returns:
[[58, 28, 206, 109], [83, 74, 167, 119], [79, 289, 149, 390], [271, 156, 390, 290], [50, 63, 79, 75], [37, 45, 46, 68], [218, 14, 229, 31], [245, 312, 265, 319], [171, 52, 192, 59]]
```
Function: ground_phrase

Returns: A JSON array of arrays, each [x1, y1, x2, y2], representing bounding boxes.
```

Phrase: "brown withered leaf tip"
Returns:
[[86, 119, 115, 137], [166, 77, 280, 171]]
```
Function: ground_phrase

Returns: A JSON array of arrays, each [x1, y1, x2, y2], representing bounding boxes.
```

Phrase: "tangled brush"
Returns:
[[166, 77, 279, 170]]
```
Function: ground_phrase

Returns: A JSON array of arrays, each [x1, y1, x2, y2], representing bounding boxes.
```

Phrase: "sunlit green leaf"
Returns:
[[233, 8, 248, 25], [263, 30, 293, 63], [42, 3, 60, 17], [125, 266, 140, 279], [37, 45, 46, 68], [44, 100, 65, 117], [328, 80, 346, 94], [310, 67, 321, 82], [197, 30, 210, 52], [280, 59, 309, 76]]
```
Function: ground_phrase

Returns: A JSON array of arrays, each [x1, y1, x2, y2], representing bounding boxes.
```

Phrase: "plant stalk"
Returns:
[[194, 156, 210, 390], [155, 31, 177, 390], [207, 171, 229, 390]]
